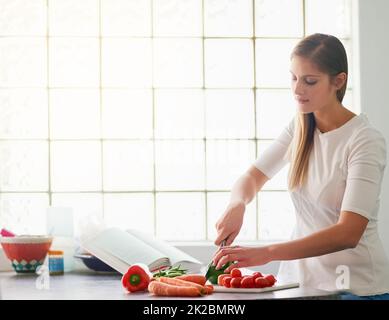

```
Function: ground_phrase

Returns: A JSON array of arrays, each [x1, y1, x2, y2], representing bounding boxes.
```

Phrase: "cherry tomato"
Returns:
[[241, 276, 255, 288], [230, 277, 242, 288], [218, 274, 230, 286], [223, 276, 232, 288], [264, 274, 276, 286], [252, 271, 263, 280], [254, 277, 270, 288], [230, 268, 242, 278]]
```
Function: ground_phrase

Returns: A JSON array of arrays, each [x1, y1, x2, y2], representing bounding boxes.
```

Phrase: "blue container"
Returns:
[[48, 250, 64, 275]]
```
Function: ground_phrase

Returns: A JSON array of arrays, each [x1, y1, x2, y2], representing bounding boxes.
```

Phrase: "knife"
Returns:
[[205, 239, 228, 284]]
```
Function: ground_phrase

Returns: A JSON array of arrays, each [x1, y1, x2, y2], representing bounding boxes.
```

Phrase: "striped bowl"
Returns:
[[0, 236, 53, 273]]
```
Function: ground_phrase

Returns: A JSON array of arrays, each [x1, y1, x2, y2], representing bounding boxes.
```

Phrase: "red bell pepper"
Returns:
[[121, 264, 151, 293]]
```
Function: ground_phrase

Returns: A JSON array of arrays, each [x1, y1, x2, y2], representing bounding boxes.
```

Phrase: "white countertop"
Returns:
[[0, 271, 340, 300]]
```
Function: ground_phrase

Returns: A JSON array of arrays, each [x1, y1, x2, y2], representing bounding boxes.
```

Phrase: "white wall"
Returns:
[[356, 0, 389, 257]]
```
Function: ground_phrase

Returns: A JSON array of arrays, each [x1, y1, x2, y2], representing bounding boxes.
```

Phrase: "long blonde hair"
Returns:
[[288, 34, 348, 191]]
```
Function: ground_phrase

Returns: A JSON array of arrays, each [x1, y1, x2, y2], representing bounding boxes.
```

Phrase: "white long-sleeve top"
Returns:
[[254, 113, 389, 296]]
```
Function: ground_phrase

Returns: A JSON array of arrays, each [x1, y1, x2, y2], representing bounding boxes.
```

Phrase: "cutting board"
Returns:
[[214, 282, 299, 293]]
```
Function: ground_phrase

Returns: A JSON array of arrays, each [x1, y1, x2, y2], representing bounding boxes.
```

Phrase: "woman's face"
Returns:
[[290, 55, 338, 114]]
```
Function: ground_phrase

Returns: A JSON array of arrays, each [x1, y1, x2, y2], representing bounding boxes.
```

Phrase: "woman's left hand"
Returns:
[[212, 245, 271, 273]]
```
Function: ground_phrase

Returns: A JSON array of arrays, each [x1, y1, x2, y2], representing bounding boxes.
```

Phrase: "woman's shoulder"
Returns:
[[350, 114, 386, 145], [348, 114, 387, 159]]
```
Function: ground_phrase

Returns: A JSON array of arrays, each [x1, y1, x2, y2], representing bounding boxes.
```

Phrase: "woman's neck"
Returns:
[[314, 103, 356, 133]]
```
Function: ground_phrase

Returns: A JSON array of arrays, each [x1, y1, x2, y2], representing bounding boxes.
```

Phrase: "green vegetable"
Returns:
[[152, 265, 188, 278], [205, 261, 233, 285], [207, 274, 218, 285]]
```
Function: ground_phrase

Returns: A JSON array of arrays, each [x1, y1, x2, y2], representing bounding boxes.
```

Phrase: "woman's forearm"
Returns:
[[267, 224, 356, 262], [229, 173, 258, 206]]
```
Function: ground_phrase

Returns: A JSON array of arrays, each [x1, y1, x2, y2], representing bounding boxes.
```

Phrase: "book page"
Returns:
[[81, 240, 129, 274], [85, 227, 168, 268], [128, 229, 202, 267]]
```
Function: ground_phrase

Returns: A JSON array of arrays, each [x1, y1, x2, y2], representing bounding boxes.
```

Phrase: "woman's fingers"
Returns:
[[212, 246, 240, 268], [212, 246, 269, 272], [225, 231, 239, 246], [212, 246, 255, 271], [215, 252, 239, 270], [212, 247, 228, 266], [225, 261, 245, 273], [214, 232, 230, 246]]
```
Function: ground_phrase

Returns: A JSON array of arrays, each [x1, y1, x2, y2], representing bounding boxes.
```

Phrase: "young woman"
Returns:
[[212, 33, 389, 299]]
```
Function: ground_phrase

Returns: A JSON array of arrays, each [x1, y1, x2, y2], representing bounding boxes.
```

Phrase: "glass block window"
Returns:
[[0, 0, 353, 241]]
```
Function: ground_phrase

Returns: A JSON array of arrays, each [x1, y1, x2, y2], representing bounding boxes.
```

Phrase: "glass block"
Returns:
[[255, 0, 303, 37], [0, 38, 46, 87], [103, 141, 154, 191], [155, 140, 205, 191], [258, 191, 295, 240], [101, 0, 151, 36], [51, 193, 103, 237], [49, 0, 99, 36], [0, 0, 46, 36], [205, 39, 254, 88], [50, 89, 100, 139], [0, 89, 48, 139], [50, 141, 102, 191], [305, 0, 351, 38], [256, 89, 296, 139], [207, 192, 256, 241], [205, 89, 255, 139], [156, 192, 205, 240], [206, 140, 256, 190], [49, 38, 99, 87], [0, 193, 49, 235], [103, 193, 154, 234], [204, 0, 252, 37], [0, 141, 48, 191], [256, 39, 299, 88], [102, 89, 153, 139], [257, 141, 289, 190], [102, 38, 152, 88], [154, 89, 204, 139], [153, 0, 202, 37], [153, 39, 203, 88]]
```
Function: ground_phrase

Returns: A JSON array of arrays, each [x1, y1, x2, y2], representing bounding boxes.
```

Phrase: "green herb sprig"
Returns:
[[152, 265, 188, 278]]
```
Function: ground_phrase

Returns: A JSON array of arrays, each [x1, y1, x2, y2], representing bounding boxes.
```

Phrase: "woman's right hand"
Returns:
[[214, 201, 246, 246]]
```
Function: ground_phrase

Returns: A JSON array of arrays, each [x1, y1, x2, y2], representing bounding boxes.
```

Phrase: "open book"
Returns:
[[80, 227, 203, 274]]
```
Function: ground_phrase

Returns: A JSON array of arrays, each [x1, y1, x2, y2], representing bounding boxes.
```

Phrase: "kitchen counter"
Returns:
[[0, 271, 340, 300]]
